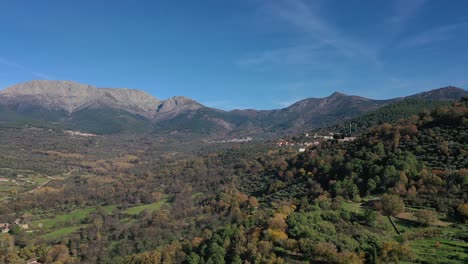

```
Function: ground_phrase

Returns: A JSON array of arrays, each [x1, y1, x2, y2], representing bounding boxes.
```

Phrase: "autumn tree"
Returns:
[[457, 203, 468, 220], [415, 209, 437, 226], [380, 242, 412, 263], [376, 194, 405, 216], [44, 244, 70, 264]]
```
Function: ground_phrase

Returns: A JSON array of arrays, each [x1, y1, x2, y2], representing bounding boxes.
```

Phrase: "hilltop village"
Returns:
[[276, 133, 357, 152]]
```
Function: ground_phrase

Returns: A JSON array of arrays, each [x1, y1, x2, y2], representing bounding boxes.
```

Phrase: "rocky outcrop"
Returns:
[[0, 80, 162, 117]]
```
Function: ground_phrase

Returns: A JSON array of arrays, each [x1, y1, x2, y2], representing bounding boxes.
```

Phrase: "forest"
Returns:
[[0, 97, 467, 264]]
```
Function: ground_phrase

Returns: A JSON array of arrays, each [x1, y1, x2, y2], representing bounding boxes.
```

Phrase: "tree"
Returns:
[[415, 209, 437, 226], [45, 244, 70, 264], [457, 203, 468, 220], [313, 242, 338, 261], [376, 194, 405, 217], [268, 213, 287, 231], [380, 242, 412, 263], [363, 209, 378, 227], [186, 252, 201, 264], [207, 242, 225, 264], [439, 141, 449, 156]]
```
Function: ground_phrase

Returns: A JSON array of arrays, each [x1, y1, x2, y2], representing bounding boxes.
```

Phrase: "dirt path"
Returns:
[[26, 175, 52, 193]]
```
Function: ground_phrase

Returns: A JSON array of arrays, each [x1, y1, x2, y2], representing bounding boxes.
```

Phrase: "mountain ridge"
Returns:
[[0, 80, 466, 135]]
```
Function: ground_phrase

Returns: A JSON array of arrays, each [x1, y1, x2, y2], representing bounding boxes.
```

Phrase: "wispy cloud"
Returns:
[[0, 57, 26, 70], [0, 56, 53, 80], [398, 21, 468, 48], [31, 71, 53, 79], [382, 0, 427, 47], [241, 0, 430, 71], [262, 0, 376, 60], [238, 44, 324, 67], [239, 0, 388, 72], [388, 0, 426, 28]]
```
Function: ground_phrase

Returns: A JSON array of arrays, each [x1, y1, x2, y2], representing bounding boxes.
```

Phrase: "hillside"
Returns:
[[0, 80, 161, 117], [0, 80, 466, 135], [1, 96, 466, 263], [322, 98, 453, 135]]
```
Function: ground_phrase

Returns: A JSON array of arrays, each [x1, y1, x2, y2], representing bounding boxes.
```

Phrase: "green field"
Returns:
[[31, 205, 117, 240], [393, 216, 468, 263], [32, 207, 97, 229], [0, 168, 52, 200], [410, 237, 468, 263], [341, 201, 363, 214], [123, 199, 167, 215], [32, 201, 167, 240], [41, 225, 85, 240]]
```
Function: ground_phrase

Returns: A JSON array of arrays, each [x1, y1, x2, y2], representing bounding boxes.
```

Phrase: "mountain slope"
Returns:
[[240, 87, 467, 135], [406, 86, 467, 101], [323, 98, 453, 135], [255, 92, 392, 132], [0, 80, 161, 117], [0, 80, 466, 135]]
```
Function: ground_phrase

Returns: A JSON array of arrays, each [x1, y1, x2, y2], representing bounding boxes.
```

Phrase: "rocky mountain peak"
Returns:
[[406, 86, 467, 101], [328, 91, 347, 98], [156, 96, 203, 113], [0, 80, 163, 116]]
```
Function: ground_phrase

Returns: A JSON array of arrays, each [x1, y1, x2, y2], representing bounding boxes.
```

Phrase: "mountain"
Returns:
[[406, 86, 467, 101], [322, 98, 454, 135], [0, 80, 466, 135], [245, 87, 467, 134], [0, 80, 207, 134], [0, 80, 161, 117], [251, 92, 392, 132]]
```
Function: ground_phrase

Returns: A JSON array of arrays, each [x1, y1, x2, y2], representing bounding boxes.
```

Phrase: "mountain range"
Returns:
[[0, 80, 466, 136]]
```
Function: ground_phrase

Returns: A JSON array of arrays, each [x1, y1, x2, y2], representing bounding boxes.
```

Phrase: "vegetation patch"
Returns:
[[123, 199, 168, 215]]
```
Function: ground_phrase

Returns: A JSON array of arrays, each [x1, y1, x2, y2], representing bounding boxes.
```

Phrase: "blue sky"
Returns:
[[1, 0, 467, 110]]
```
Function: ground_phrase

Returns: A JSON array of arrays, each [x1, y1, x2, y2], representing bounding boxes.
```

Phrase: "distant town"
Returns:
[[276, 133, 357, 152], [209, 137, 253, 144]]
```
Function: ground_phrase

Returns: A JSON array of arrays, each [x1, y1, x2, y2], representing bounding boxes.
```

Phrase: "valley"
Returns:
[[0, 82, 467, 263], [3, 1, 468, 263]]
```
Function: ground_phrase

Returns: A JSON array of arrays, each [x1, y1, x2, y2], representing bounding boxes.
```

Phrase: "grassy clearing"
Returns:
[[397, 211, 452, 227], [341, 201, 363, 214], [394, 219, 468, 263], [0, 172, 51, 199], [36, 206, 112, 240], [34, 201, 166, 240], [32, 207, 96, 229], [123, 199, 167, 215], [32, 205, 117, 229], [42, 225, 85, 240], [410, 237, 468, 263], [192, 192, 204, 198]]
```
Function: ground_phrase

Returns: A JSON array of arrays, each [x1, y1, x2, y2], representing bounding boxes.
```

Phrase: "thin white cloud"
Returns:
[[0, 57, 25, 70], [389, 0, 426, 27], [241, 0, 430, 70], [263, 0, 375, 59], [382, 0, 427, 47], [31, 71, 53, 80], [240, 0, 384, 71], [238, 44, 324, 67], [0, 56, 54, 80], [398, 21, 468, 48]]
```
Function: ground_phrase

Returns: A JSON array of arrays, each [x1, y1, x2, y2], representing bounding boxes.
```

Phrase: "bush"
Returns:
[[414, 209, 437, 226]]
